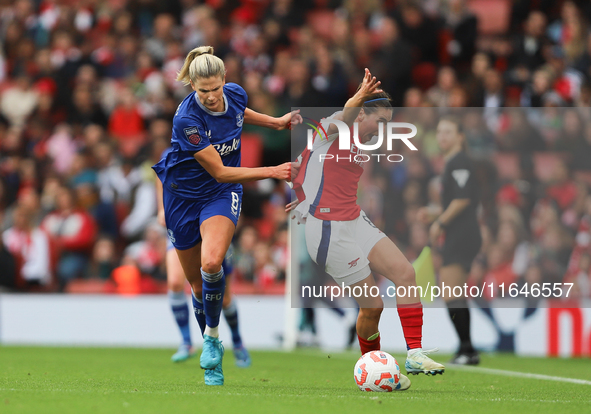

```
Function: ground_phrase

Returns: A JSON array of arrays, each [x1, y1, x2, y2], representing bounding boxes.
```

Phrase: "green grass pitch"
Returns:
[[1, 346, 590, 414]]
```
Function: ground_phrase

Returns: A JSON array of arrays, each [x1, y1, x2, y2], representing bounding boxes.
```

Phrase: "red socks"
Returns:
[[397, 302, 423, 350], [356, 302, 423, 354], [357, 333, 380, 355]]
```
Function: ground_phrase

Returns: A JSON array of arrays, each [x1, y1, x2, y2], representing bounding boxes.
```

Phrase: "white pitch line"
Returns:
[[448, 364, 591, 385]]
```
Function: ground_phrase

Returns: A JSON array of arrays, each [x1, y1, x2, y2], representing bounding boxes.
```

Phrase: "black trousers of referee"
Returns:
[[442, 229, 481, 355], [446, 298, 475, 354]]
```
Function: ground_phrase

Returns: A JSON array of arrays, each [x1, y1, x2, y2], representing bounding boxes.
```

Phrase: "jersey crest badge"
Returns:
[[184, 127, 201, 146], [236, 112, 244, 127]]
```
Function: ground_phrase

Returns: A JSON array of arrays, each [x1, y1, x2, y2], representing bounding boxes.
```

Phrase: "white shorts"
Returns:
[[304, 210, 387, 286]]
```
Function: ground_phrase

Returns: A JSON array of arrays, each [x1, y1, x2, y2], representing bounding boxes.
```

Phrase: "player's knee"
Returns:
[[398, 262, 416, 287], [360, 307, 383, 323], [201, 257, 224, 274], [167, 280, 185, 292]]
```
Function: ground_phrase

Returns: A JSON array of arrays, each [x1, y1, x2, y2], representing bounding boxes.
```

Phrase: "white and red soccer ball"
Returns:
[[353, 351, 402, 392]]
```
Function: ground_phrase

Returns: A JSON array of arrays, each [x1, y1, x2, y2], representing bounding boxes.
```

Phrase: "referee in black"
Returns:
[[422, 115, 482, 365]]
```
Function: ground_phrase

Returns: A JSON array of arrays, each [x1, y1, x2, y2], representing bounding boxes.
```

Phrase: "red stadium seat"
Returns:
[[438, 29, 453, 65], [65, 278, 112, 294], [411, 62, 437, 91], [467, 0, 511, 35]]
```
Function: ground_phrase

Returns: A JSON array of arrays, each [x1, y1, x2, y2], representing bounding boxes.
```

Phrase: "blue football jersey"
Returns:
[[152, 83, 247, 200]]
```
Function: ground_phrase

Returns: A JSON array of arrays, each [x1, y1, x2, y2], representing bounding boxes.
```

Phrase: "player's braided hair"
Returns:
[[177, 46, 227, 86]]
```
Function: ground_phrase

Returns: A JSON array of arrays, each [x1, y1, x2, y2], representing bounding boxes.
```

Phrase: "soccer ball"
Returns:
[[353, 351, 402, 392]]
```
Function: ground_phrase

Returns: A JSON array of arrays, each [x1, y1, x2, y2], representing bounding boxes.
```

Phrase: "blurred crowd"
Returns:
[[0, 0, 590, 297]]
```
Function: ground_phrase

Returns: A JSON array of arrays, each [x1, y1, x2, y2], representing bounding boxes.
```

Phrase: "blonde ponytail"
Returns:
[[176, 46, 226, 85]]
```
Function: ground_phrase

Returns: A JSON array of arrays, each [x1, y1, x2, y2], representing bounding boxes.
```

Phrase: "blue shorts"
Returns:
[[163, 189, 243, 250]]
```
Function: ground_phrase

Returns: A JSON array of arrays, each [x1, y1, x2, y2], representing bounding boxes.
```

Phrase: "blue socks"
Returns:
[[201, 267, 225, 331], [191, 290, 206, 335], [223, 300, 242, 348], [169, 290, 191, 346]]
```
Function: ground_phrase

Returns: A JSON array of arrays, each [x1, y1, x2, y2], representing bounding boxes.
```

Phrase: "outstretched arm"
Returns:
[[244, 108, 302, 130], [194, 145, 291, 183], [327, 68, 383, 135]]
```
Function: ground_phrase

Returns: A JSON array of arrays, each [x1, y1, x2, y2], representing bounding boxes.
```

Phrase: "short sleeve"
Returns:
[[449, 158, 476, 200], [173, 116, 210, 153]]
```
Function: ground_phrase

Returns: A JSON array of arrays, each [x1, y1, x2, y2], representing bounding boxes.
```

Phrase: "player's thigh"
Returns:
[[200, 215, 235, 273], [199, 191, 241, 273], [356, 211, 387, 258], [439, 264, 467, 301], [367, 237, 415, 287], [162, 191, 202, 250], [166, 247, 186, 292], [350, 273, 384, 311], [305, 216, 370, 286]]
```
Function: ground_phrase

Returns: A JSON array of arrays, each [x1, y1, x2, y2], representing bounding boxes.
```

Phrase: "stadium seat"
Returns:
[[438, 29, 453, 65], [65, 278, 113, 294], [231, 280, 258, 294], [411, 62, 438, 91], [467, 0, 510, 35]]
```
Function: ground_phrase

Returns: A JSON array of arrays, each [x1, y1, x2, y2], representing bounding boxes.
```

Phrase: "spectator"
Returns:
[[253, 241, 278, 289], [509, 11, 548, 73], [145, 14, 178, 66], [393, 3, 439, 64], [310, 42, 349, 107], [88, 236, 117, 280], [371, 17, 412, 107], [545, 160, 577, 212], [3, 205, 52, 288], [108, 88, 145, 157], [482, 69, 504, 109], [464, 53, 490, 106], [427, 66, 457, 107], [97, 155, 156, 241], [46, 124, 78, 175], [122, 220, 167, 280], [67, 86, 108, 131], [483, 243, 518, 299], [521, 69, 553, 107], [75, 182, 119, 239], [235, 225, 258, 282], [0, 0, 590, 299], [280, 58, 325, 108], [41, 185, 97, 289], [442, 0, 478, 70], [0, 236, 16, 289], [1, 75, 38, 128]]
